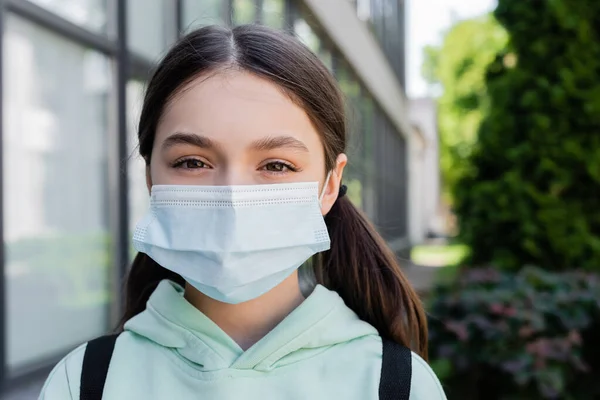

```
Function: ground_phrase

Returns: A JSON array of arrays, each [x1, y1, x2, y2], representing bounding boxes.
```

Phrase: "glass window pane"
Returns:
[[318, 45, 333, 72], [336, 63, 362, 161], [233, 0, 256, 25], [370, 0, 385, 41], [128, 0, 172, 60], [361, 93, 376, 219], [356, 0, 371, 21], [262, 0, 285, 29], [344, 167, 364, 210], [27, 0, 108, 34], [3, 15, 111, 371], [183, 0, 225, 32], [293, 18, 320, 53], [126, 81, 149, 260], [374, 113, 407, 239], [362, 91, 375, 171]]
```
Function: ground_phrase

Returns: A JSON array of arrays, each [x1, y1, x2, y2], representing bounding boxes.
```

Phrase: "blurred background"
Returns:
[[1, 0, 599, 399]]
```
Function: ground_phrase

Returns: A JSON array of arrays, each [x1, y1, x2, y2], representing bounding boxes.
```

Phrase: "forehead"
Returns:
[[155, 70, 321, 148]]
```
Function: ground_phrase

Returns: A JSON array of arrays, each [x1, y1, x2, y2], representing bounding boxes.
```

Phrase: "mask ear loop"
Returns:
[[319, 171, 333, 206], [302, 175, 331, 295]]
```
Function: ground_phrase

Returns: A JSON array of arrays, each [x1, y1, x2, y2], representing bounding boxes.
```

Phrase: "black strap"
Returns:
[[80, 334, 119, 400], [379, 338, 412, 400], [79, 333, 410, 399]]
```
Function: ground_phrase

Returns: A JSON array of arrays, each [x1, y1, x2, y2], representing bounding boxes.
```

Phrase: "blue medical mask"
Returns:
[[132, 178, 332, 304]]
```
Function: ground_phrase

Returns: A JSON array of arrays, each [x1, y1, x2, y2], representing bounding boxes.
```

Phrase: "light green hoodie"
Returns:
[[40, 280, 446, 399]]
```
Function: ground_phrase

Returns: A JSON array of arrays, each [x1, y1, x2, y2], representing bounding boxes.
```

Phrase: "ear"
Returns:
[[146, 165, 152, 194], [320, 153, 347, 215]]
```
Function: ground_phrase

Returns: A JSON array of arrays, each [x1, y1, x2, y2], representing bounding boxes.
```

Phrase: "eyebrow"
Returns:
[[161, 132, 215, 151], [250, 136, 309, 152], [161, 132, 309, 153]]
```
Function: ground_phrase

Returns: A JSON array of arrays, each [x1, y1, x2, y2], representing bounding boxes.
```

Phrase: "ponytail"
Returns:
[[119, 253, 184, 329], [318, 196, 429, 359]]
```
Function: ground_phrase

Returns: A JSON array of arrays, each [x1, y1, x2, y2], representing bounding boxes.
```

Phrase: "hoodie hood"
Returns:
[[125, 280, 378, 372]]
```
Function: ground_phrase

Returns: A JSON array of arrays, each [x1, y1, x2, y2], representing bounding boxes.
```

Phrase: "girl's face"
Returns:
[[148, 70, 346, 214]]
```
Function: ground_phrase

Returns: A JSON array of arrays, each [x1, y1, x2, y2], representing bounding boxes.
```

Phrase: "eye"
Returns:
[[262, 161, 297, 173], [172, 158, 209, 169]]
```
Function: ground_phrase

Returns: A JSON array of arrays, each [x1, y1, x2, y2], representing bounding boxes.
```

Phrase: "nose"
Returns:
[[212, 165, 255, 186]]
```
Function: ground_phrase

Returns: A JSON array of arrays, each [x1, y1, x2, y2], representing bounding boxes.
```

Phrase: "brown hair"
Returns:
[[122, 24, 428, 359]]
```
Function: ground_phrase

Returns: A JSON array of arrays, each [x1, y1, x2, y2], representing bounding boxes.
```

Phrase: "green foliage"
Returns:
[[422, 16, 508, 203], [454, 0, 600, 271], [428, 267, 600, 399]]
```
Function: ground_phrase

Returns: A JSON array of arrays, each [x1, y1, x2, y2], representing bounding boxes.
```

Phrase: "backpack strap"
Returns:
[[80, 334, 120, 400], [379, 338, 412, 400], [79, 334, 411, 399]]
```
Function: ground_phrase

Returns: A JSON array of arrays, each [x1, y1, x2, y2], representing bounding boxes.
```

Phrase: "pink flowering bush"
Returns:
[[428, 267, 600, 399]]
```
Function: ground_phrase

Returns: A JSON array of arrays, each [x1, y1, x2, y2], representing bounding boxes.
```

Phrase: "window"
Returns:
[[183, 0, 226, 32], [293, 18, 320, 53], [361, 90, 375, 171], [262, 0, 285, 29], [360, 92, 377, 219], [356, 0, 371, 21], [369, 0, 386, 42], [3, 15, 112, 371], [336, 62, 362, 163], [28, 0, 108, 33], [232, 0, 256, 25], [318, 44, 333, 72], [128, 0, 174, 60], [126, 81, 149, 260], [374, 113, 407, 240], [336, 62, 365, 210], [367, 0, 406, 88]]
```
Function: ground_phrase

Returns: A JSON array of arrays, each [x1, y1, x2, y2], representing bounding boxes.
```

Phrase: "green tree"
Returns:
[[423, 16, 508, 203], [455, 0, 600, 271]]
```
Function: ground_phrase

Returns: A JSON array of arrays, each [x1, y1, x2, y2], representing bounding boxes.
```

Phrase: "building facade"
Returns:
[[0, 0, 410, 396], [409, 97, 442, 243]]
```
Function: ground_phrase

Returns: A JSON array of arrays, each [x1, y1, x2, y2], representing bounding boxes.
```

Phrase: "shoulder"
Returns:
[[38, 343, 87, 400], [409, 352, 447, 400], [39, 333, 138, 400]]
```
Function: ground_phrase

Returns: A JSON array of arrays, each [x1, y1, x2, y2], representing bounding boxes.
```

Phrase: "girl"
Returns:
[[40, 24, 446, 400]]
